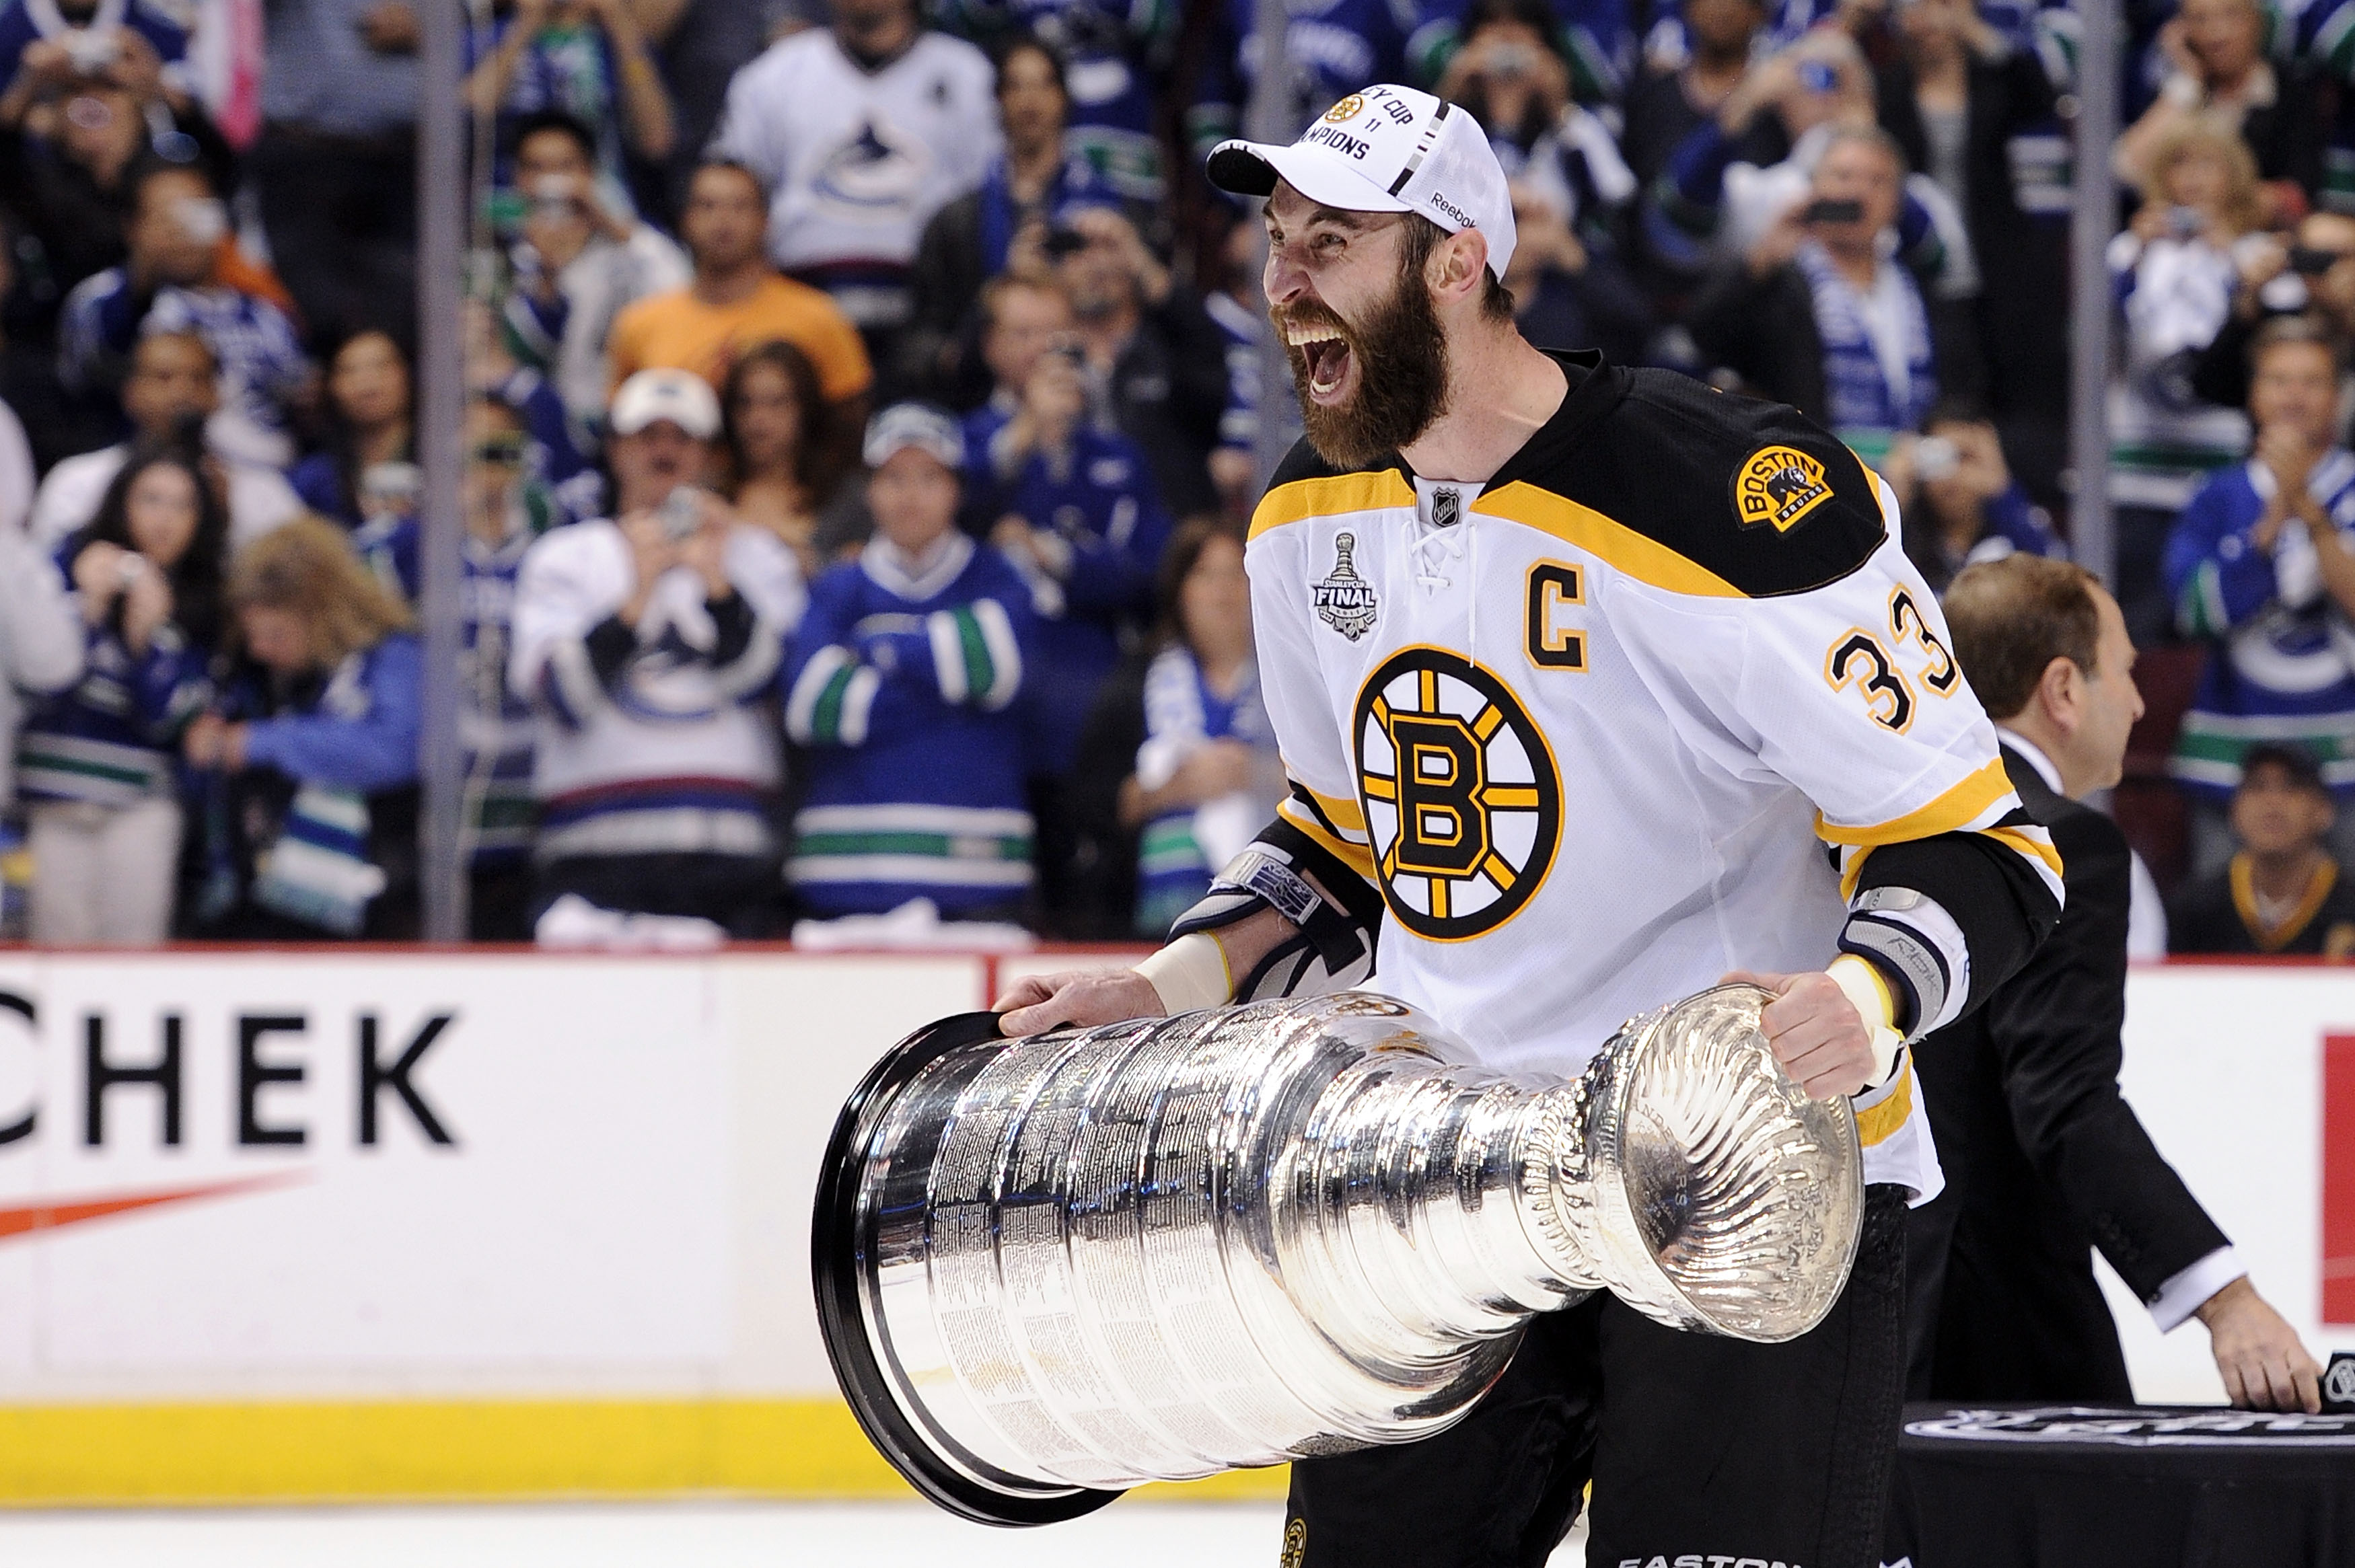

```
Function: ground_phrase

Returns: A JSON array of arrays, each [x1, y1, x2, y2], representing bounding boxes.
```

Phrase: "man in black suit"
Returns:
[[1916, 554, 2321, 1411]]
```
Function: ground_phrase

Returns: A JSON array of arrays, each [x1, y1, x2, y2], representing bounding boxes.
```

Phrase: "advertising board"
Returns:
[[0, 950, 2340, 1501]]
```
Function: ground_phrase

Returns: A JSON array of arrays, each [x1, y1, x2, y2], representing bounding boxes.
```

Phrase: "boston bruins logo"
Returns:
[[1733, 445, 1833, 533], [1354, 648, 1561, 941]]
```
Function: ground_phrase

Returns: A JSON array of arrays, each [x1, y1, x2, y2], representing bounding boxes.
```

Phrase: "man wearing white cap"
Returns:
[[997, 85, 2063, 1565], [509, 368, 806, 940]]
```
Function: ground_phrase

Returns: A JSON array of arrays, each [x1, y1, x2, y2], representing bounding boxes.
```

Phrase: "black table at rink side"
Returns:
[[1885, 1404, 2355, 1567]]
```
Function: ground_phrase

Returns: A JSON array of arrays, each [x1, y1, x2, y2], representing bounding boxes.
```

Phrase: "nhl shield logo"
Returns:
[[1314, 531, 1380, 641], [1430, 486, 1461, 529]]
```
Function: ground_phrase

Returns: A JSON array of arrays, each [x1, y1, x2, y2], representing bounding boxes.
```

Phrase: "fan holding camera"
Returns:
[[509, 369, 807, 942], [2189, 209, 2355, 420], [2105, 121, 2279, 642], [1029, 200, 1228, 522], [1433, 0, 1577, 155], [1884, 400, 2066, 595], [58, 159, 310, 469], [20, 437, 225, 944], [1688, 124, 1946, 465], [965, 270, 1169, 931], [495, 109, 690, 444], [0, 0, 191, 134], [1649, 26, 1971, 323], [2111, 0, 2326, 203]]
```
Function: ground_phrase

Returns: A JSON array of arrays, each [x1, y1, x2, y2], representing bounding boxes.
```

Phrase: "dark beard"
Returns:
[[1276, 257, 1451, 472]]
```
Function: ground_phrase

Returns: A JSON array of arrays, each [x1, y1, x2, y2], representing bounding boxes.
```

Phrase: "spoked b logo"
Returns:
[[1353, 647, 1560, 940]]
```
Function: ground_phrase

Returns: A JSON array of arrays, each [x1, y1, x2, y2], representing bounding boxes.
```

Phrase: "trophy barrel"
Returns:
[[812, 997, 1538, 1525], [811, 1010, 1119, 1526]]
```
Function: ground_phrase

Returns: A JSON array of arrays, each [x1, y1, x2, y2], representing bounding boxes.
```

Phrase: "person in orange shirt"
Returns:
[[606, 159, 873, 480]]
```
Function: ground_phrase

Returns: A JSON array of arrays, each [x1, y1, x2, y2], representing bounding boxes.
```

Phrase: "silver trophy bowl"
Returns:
[[812, 985, 1862, 1525]]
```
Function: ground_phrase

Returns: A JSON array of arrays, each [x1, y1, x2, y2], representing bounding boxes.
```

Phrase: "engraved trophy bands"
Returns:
[[811, 985, 1863, 1526]]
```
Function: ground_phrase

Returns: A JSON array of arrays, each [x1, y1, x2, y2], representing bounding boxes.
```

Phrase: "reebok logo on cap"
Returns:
[[1205, 83, 1517, 278]]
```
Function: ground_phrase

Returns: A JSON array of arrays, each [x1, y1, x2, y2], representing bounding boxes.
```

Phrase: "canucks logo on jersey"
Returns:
[[1354, 649, 1561, 940], [815, 116, 931, 216], [1314, 531, 1379, 640]]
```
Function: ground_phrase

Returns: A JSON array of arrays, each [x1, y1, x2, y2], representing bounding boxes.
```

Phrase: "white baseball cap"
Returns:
[[1207, 85, 1517, 279], [610, 368, 721, 440], [863, 402, 967, 470]]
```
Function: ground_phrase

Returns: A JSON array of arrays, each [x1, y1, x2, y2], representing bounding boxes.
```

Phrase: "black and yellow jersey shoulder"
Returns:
[[1254, 349, 1891, 601]]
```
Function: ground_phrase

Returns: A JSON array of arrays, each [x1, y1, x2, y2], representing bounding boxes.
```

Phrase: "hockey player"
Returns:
[[783, 404, 1038, 922], [997, 85, 2061, 1568]]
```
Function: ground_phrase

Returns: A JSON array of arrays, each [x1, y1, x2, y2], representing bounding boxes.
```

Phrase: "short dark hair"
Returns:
[[992, 33, 1066, 98], [977, 271, 1068, 336], [509, 108, 599, 167], [1942, 554, 2104, 720], [691, 157, 768, 203], [2248, 312, 2346, 377], [2239, 742, 2330, 798], [133, 326, 218, 377], [1459, 0, 1568, 57], [1400, 213, 1515, 322], [1924, 393, 1992, 429], [1819, 123, 1910, 178], [126, 156, 213, 216]]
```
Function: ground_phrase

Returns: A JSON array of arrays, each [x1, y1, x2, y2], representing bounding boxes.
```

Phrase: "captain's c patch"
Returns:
[[1733, 445, 1833, 533]]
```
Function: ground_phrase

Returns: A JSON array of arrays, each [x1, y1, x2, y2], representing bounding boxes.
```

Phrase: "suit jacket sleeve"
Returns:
[[1983, 796, 2231, 1302]]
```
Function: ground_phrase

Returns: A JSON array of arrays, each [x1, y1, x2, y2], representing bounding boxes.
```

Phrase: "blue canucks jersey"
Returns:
[[964, 404, 1173, 774], [783, 533, 1040, 918], [2166, 450, 2355, 796]]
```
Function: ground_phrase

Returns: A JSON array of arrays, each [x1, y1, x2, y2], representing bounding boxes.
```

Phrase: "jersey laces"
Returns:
[[1410, 517, 1466, 592]]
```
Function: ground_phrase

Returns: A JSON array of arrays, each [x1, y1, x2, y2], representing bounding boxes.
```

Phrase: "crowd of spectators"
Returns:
[[2, 0, 2355, 950]]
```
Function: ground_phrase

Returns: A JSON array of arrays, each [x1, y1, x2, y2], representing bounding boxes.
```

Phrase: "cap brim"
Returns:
[[865, 436, 964, 470], [1206, 139, 1416, 216], [613, 411, 717, 441]]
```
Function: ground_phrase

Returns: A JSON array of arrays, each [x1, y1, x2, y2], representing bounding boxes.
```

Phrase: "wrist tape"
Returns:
[[1133, 931, 1233, 1016], [1826, 953, 1906, 1088]]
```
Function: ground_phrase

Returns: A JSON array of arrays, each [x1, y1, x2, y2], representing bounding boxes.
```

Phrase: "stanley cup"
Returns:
[[813, 985, 1862, 1526]]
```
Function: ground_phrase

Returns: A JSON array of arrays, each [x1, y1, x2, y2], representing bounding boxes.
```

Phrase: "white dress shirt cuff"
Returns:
[[2149, 1245, 2246, 1333]]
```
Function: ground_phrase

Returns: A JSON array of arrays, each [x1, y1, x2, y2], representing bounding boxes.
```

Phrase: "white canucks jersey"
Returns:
[[1245, 361, 2063, 1201], [710, 30, 1001, 315]]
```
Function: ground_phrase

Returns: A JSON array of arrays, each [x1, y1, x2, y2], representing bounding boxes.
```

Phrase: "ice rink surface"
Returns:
[[0, 1500, 1590, 1565]]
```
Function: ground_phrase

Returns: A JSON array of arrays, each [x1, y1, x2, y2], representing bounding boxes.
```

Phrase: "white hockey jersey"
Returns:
[[1245, 358, 2063, 1201], [509, 517, 805, 860], [709, 30, 1001, 324]]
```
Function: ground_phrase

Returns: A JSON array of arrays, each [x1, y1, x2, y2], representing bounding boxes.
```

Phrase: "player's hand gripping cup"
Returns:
[[811, 985, 1862, 1525]]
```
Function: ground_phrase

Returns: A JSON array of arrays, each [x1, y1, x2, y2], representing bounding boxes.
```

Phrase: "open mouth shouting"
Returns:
[[1283, 314, 1358, 406], [1268, 260, 1449, 469]]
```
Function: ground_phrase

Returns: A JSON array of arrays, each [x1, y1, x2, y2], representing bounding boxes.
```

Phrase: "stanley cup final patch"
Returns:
[[1733, 445, 1834, 533], [1314, 531, 1380, 640]]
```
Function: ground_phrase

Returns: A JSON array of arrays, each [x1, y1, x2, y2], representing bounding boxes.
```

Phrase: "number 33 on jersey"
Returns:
[[1241, 359, 2060, 1155]]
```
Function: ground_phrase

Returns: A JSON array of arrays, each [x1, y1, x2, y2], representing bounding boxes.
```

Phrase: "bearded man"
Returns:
[[995, 85, 2061, 1568]]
